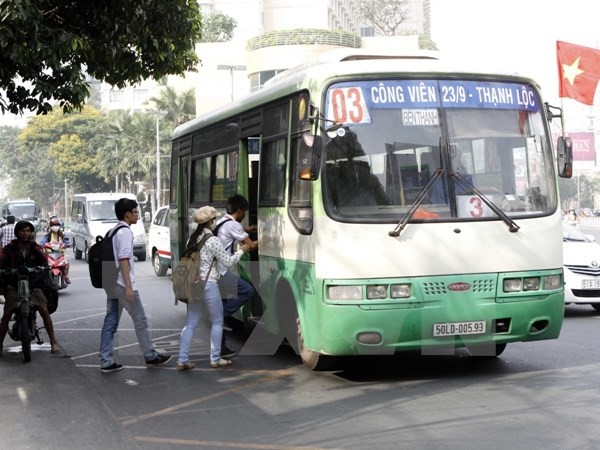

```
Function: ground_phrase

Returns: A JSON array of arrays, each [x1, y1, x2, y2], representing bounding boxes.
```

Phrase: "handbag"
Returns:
[[190, 258, 214, 303]]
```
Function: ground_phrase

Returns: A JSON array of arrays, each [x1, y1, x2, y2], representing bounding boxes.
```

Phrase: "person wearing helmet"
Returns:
[[0, 221, 60, 356], [39, 218, 71, 284]]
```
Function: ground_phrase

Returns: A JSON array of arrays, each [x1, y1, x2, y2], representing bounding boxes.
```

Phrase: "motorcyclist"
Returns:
[[0, 220, 60, 356], [39, 218, 71, 285]]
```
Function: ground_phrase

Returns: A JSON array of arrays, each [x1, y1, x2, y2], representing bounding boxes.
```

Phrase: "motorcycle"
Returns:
[[0, 266, 48, 363], [43, 241, 69, 290]]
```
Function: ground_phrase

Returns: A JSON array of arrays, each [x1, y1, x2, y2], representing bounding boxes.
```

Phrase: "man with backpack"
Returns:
[[213, 194, 259, 358], [98, 198, 171, 373]]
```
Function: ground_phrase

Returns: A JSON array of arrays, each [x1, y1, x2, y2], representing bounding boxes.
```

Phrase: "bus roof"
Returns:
[[174, 50, 540, 140], [72, 192, 136, 200]]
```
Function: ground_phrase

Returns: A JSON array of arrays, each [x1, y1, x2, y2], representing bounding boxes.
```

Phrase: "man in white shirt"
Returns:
[[98, 198, 171, 373], [214, 194, 258, 358]]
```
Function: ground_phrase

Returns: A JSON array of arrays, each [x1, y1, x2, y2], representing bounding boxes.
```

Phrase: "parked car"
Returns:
[[148, 206, 171, 276], [563, 223, 600, 311]]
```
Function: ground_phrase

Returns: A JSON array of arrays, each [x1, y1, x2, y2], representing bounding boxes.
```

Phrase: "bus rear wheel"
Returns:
[[296, 317, 335, 371]]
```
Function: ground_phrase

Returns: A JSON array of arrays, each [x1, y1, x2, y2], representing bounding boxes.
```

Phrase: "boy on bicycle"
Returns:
[[0, 220, 60, 357]]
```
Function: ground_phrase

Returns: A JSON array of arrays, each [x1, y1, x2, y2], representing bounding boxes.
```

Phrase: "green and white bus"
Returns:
[[170, 50, 572, 369]]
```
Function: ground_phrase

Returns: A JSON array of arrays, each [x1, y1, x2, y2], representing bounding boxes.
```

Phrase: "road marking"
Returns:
[[134, 436, 333, 450], [70, 332, 181, 360], [121, 369, 293, 427]]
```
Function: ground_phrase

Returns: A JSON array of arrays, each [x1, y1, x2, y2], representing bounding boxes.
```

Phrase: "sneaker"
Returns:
[[64, 277, 71, 284], [146, 354, 172, 366], [51, 344, 61, 354], [177, 361, 195, 371], [101, 363, 124, 373], [220, 346, 237, 359]]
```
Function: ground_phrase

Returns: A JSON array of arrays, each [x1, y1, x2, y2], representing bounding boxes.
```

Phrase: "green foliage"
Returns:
[[246, 29, 361, 51], [200, 11, 237, 43], [148, 86, 196, 127], [0, 0, 202, 116], [418, 34, 438, 51], [0, 87, 193, 213]]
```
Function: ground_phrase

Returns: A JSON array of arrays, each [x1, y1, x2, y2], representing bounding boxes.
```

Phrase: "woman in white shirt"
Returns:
[[177, 206, 250, 370]]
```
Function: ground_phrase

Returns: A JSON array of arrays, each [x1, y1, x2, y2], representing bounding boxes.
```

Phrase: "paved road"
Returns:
[[2, 253, 600, 449]]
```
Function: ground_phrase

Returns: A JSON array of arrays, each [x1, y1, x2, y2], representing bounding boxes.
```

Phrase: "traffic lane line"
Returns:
[[134, 435, 335, 450]]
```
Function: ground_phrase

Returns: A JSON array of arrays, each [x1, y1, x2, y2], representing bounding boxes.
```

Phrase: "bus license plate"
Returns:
[[582, 279, 600, 289], [433, 321, 486, 337]]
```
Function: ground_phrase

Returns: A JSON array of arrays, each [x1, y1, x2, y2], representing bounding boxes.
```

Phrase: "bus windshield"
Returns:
[[322, 79, 557, 222], [3, 201, 37, 220]]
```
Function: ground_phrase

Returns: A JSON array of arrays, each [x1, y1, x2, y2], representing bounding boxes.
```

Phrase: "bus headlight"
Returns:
[[503, 278, 522, 292], [391, 284, 411, 298], [544, 274, 561, 290], [523, 277, 540, 291], [328, 285, 362, 300], [366, 285, 387, 299]]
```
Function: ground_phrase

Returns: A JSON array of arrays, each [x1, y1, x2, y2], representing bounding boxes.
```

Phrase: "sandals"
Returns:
[[210, 358, 233, 368], [177, 361, 195, 371]]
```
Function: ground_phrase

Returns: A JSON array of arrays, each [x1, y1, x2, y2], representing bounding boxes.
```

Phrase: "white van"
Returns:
[[70, 193, 147, 261]]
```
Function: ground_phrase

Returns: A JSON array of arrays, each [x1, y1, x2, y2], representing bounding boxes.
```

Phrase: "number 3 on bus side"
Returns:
[[329, 88, 370, 125]]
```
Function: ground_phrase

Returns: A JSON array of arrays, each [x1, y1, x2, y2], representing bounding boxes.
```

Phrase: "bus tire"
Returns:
[[467, 342, 507, 357], [296, 317, 335, 371]]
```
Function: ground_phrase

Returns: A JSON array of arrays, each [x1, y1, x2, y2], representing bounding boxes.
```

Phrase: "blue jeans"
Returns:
[[218, 270, 255, 317], [204, 281, 224, 362], [178, 299, 202, 364], [99, 286, 159, 368]]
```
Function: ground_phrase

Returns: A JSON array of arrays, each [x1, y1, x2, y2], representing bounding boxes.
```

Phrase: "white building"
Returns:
[[100, 0, 431, 117]]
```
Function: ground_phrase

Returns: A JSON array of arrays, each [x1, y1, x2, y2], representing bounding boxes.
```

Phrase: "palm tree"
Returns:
[[147, 85, 196, 128]]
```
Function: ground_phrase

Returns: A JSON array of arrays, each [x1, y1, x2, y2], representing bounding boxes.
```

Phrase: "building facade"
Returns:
[[100, 0, 431, 117]]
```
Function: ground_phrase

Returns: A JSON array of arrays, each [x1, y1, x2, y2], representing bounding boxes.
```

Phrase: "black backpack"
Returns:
[[212, 217, 232, 252], [88, 224, 128, 294]]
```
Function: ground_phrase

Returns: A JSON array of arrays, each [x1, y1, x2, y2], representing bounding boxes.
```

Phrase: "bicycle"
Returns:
[[0, 266, 48, 362]]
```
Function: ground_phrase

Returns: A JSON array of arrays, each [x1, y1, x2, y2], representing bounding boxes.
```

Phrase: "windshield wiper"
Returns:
[[453, 172, 520, 233], [389, 169, 444, 237]]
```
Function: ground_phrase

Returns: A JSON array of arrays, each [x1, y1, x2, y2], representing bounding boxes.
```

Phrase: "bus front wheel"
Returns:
[[296, 317, 335, 371]]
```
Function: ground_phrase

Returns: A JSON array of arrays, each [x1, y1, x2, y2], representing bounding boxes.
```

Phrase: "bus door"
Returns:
[[174, 153, 191, 264], [240, 137, 262, 316]]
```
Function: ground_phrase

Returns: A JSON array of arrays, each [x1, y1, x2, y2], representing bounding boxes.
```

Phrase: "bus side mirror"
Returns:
[[298, 134, 323, 181], [557, 136, 573, 178]]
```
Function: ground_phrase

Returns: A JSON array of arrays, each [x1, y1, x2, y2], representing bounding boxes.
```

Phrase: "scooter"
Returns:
[[43, 241, 69, 290], [1, 266, 47, 363]]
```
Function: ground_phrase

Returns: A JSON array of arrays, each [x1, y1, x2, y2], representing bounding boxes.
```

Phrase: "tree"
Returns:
[[2, 107, 109, 212], [148, 86, 196, 127], [0, 0, 202, 116], [358, 0, 409, 36], [200, 10, 238, 42]]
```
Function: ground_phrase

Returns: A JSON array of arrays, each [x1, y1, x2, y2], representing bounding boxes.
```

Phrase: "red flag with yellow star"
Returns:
[[557, 41, 600, 105]]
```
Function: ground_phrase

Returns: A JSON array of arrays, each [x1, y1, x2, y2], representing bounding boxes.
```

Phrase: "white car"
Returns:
[[148, 206, 171, 276], [563, 223, 600, 311]]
